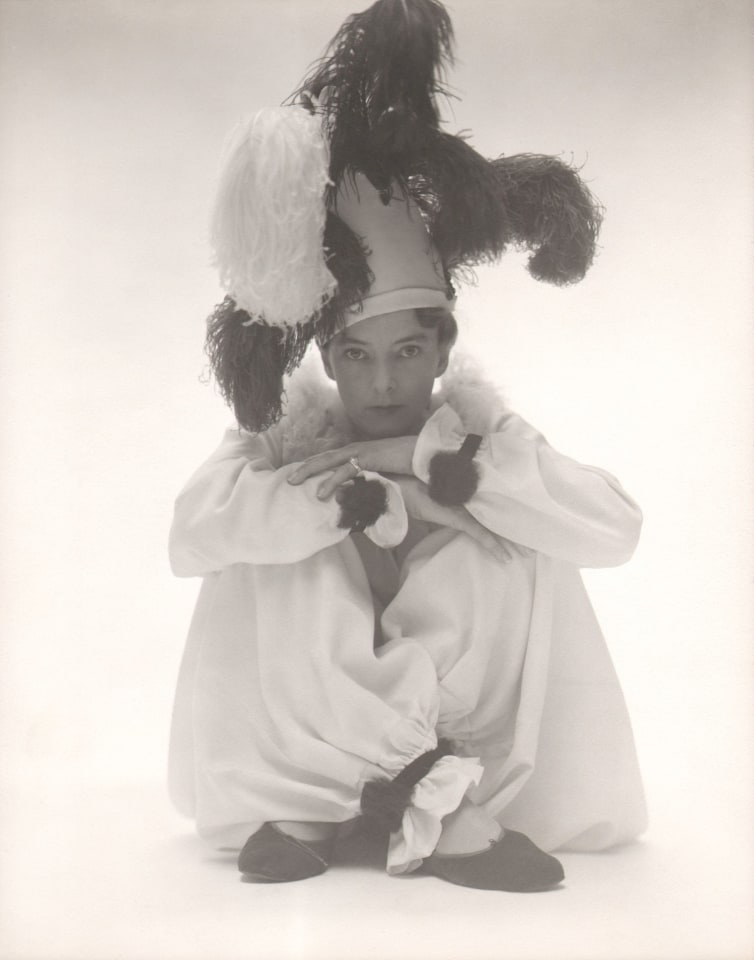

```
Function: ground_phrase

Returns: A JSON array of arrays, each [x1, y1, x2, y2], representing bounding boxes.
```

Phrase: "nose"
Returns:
[[371, 359, 396, 396]]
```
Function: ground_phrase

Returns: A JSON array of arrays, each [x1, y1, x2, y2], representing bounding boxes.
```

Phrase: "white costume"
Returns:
[[168, 364, 647, 872]]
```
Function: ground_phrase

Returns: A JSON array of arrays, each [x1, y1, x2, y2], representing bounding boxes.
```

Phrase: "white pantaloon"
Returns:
[[169, 524, 647, 852]]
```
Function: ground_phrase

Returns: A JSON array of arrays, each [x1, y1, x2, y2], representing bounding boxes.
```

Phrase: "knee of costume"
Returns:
[[380, 529, 541, 734], [169, 538, 448, 846], [379, 532, 646, 851]]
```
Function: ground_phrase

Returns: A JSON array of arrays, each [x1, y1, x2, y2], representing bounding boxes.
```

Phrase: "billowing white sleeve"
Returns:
[[412, 404, 642, 568], [169, 426, 407, 576]]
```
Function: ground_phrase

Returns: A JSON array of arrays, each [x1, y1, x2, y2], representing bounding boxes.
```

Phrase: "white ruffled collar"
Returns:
[[278, 351, 508, 463]]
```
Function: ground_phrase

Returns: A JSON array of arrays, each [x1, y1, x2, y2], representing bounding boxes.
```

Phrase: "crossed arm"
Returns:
[[287, 405, 643, 570], [171, 406, 641, 576], [288, 435, 520, 564]]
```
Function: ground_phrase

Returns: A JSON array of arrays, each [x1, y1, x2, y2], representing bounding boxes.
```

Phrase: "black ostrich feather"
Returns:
[[292, 0, 601, 286], [491, 154, 604, 284], [405, 129, 512, 272], [317, 210, 375, 342], [205, 298, 290, 434], [294, 0, 454, 197], [401, 134, 603, 285]]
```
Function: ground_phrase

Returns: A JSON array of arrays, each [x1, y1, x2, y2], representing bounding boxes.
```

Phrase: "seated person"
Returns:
[[168, 0, 646, 891]]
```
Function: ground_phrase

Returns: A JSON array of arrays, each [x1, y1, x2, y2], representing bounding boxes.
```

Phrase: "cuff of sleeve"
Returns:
[[414, 406, 483, 505], [362, 472, 409, 548], [412, 405, 468, 482]]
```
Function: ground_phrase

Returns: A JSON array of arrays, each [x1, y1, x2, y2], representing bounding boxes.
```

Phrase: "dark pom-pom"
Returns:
[[361, 738, 453, 834], [491, 154, 604, 284], [293, 0, 454, 195], [428, 450, 480, 506], [361, 778, 415, 834], [427, 435, 482, 506], [336, 476, 388, 532]]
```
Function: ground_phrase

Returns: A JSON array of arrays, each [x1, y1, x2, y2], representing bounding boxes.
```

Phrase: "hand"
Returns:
[[287, 437, 417, 500], [388, 475, 519, 565]]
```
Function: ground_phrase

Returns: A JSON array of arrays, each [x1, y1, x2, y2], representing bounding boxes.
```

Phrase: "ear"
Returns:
[[435, 341, 451, 379], [319, 345, 336, 381]]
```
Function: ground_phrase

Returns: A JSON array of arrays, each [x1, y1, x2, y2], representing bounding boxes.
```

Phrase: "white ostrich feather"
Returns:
[[210, 108, 336, 327]]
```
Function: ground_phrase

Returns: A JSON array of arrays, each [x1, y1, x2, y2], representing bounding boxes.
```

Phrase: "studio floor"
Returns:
[[1, 771, 751, 960]]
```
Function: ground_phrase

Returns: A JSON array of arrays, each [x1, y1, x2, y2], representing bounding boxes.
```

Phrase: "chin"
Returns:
[[352, 416, 403, 440], [353, 407, 427, 440], [357, 424, 399, 440]]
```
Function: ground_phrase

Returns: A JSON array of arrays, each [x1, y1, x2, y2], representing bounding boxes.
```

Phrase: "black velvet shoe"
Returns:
[[238, 823, 333, 883], [423, 830, 564, 892]]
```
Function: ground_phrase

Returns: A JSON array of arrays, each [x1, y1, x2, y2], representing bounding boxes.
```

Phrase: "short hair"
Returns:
[[415, 306, 458, 345]]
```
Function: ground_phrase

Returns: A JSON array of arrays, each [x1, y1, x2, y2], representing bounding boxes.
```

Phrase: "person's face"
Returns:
[[320, 309, 451, 439]]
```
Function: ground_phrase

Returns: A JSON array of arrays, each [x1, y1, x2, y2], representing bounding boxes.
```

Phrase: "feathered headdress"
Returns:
[[206, 0, 603, 433]]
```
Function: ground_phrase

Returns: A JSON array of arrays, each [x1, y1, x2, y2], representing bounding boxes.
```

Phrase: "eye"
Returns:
[[400, 344, 421, 358], [344, 348, 366, 361]]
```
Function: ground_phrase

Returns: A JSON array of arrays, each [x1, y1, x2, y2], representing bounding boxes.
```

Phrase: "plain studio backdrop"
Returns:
[[0, 1, 751, 959]]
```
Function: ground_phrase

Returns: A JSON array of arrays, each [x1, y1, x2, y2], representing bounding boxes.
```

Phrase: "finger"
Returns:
[[317, 465, 357, 500], [288, 450, 352, 484], [487, 537, 514, 564], [474, 531, 512, 564], [288, 456, 331, 485]]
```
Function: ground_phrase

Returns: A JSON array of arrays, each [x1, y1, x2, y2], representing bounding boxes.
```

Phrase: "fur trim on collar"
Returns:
[[277, 351, 507, 464]]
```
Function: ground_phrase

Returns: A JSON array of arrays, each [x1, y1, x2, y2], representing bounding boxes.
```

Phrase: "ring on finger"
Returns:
[[348, 456, 362, 476]]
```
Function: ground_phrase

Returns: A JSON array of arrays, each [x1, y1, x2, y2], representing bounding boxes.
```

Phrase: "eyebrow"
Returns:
[[339, 331, 432, 346]]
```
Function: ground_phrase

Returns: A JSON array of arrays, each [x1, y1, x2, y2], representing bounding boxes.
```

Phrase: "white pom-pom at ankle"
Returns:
[[210, 107, 336, 328]]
